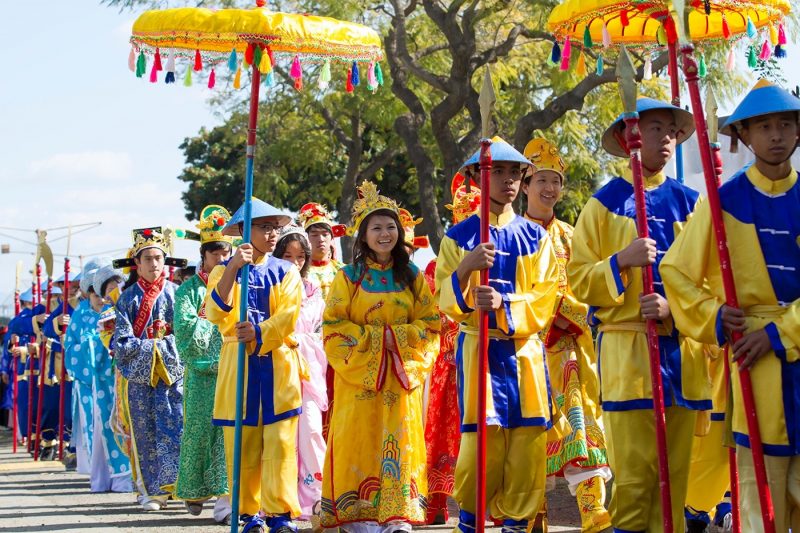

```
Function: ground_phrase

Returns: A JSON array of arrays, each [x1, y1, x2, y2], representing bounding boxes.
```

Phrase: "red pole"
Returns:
[[26, 278, 38, 454], [668, 42, 680, 107], [474, 139, 492, 533], [33, 278, 53, 461], [623, 114, 674, 532], [680, 44, 774, 532], [57, 258, 70, 461], [10, 290, 20, 453]]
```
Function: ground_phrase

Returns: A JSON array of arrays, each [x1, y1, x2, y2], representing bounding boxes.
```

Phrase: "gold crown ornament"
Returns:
[[398, 208, 429, 249], [523, 138, 566, 180], [297, 202, 347, 237], [346, 181, 399, 236], [131, 227, 170, 256], [197, 205, 234, 245], [445, 172, 481, 224]]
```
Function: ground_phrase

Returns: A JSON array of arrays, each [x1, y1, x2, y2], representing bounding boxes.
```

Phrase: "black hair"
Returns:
[[306, 222, 332, 235], [123, 248, 165, 290], [200, 241, 232, 270], [273, 233, 312, 279], [353, 209, 417, 296], [101, 276, 124, 297]]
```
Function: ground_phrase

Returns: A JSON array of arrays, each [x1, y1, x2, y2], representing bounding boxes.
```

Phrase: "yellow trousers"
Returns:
[[223, 416, 301, 518], [605, 407, 696, 532], [736, 445, 800, 533], [453, 425, 547, 521], [685, 420, 730, 519]]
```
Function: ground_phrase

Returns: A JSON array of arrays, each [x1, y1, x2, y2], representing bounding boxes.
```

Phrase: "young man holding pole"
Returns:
[[435, 137, 559, 533], [661, 79, 800, 532], [567, 98, 711, 531]]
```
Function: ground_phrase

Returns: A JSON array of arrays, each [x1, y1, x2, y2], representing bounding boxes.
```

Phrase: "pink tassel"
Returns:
[[778, 23, 787, 45], [759, 40, 771, 60], [128, 47, 136, 72], [208, 68, 216, 89], [602, 22, 612, 48], [367, 62, 378, 88], [290, 55, 302, 79], [149, 62, 158, 83], [559, 37, 572, 71], [726, 47, 736, 71]]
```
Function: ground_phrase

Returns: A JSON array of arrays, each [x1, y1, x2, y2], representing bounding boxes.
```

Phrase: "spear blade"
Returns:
[[479, 66, 496, 139], [616, 45, 638, 115], [670, 0, 689, 44], [706, 85, 719, 144]]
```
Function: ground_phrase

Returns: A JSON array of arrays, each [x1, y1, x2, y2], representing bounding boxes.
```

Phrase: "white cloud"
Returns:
[[29, 151, 134, 182]]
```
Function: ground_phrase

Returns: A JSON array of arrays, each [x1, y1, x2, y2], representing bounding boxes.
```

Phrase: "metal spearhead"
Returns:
[[479, 66, 496, 139], [706, 85, 719, 144], [616, 45, 638, 114], [35, 229, 54, 278], [670, 0, 689, 44], [15, 261, 23, 292]]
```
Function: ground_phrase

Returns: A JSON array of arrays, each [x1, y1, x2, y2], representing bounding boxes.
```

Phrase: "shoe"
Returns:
[[218, 513, 232, 526], [62, 453, 77, 471], [185, 501, 203, 516], [141, 499, 167, 512], [242, 515, 266, 533], [686, 518, 708, 533], [40, 446, 56, 461]]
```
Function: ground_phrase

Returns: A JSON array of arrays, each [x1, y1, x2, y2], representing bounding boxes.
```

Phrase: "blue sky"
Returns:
[[0, 1, 798, 314]]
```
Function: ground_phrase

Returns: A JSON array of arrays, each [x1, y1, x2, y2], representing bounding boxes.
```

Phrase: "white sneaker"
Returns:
[[141, 499, 166, 512]]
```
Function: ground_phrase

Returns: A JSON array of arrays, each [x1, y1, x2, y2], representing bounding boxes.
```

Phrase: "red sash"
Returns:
[[133, 275, 166, 339]]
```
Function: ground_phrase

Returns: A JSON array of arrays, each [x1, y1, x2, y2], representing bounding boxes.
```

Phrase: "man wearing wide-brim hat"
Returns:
[[662, 79, 800, 533], [568, 98, 712, 531]]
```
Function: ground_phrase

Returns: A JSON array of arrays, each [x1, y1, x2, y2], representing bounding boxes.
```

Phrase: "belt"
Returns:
[[458, 326, 518, 340], [744, 305, 785, 319], [598, 321, 672, 336]]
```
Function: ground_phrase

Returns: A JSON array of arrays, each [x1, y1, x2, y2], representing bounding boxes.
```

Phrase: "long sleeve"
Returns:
[[435, 235, 475, 324], [567, 199, 630, 308], [660, 202, 725, 346], [252, 268, 302, 357], [174, 278, 221, 373], [768, 299, 800, 362]]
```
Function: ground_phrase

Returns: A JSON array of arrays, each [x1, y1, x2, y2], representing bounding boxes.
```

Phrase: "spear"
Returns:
[[617, 45, 673, 532], [474, 66, 495, 533], [706, 86, 741, 533], [57, 226, 72, 461], [26, 273, 38, 454], [673, 3, 775, 529], [11, 262, 22, 453], [33, 230, 54, 461]]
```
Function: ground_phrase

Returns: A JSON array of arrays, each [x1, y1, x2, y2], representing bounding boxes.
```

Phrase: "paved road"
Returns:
[[0, 430, 581, 532]]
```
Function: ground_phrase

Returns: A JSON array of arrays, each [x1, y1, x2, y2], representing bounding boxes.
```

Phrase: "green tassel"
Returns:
[[184, 67, 193, 86], [375, 62, 384, 85], [596, 55, 604, 75], [747, 45, 757, 68], [136, 51, 146, 78], [253, 46, 262, 69], [698, 55, 707, 77], [583, 26, 593, 48]]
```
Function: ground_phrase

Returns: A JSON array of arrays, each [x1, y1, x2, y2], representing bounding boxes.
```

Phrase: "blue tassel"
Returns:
[[775, 44, 786, 58], [165, 71, 175, 84], [551, 41, 561, 64], [351, 61, 360, 86], [264, 70, 274, 87], [746, 17, 757, 39], [596, 55, 604, 75], [228, 49, 238, 72]]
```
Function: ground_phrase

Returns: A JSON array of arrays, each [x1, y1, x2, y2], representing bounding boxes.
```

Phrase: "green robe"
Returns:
[[174, 273, 229, 500]]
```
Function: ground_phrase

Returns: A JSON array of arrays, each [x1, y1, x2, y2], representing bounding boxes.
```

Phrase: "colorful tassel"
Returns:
[[184, 67, 193, 86], [769, 24, 779, 46], [747, 45, 757, 68], [154, 48, 163, 71], [726, 47, 736, 71], [267, 47, 275, 67], [253, 46, 263, 69], [602, 22, 611, 47], [643, 56, 653, 80], [550, 41, 562, 64], [703, 0, 711, 15], [722, 15, 731, 39], [264, 70, 275, 87], [560, 38, 572, 71], [136, 51, 146, 78], [149, 62, 158, 83], [351, 61, 360, 86], [290, 55, 302, 79], [698, 55, 707, 78], [244, 43, 255, 67], [775, 45, 786, 58], [583, 26, 593, 48], [166, 50, 175, 73], [759, 40, 771, 61], [208, 68, 216, 89], [258, 47, 272, 74], [596, 55, 604, 75], [346, 68, 354, 93], [318, 60, 332, 89], [233, 66, 242, 89], [746, 17, 757, 39], [294, 78, 303, 91], [375, 62, 384, 86], [165, 71, 175, 84], [228, 49, 238, 72], [367, 61, 378, 90], [656, 25, 667, 46], [128, 47, 136, 72], [576, 52, 587, 76], [620, 9, 629, 27], [778, 23, 787, 45], [194, 49, 202, 72]]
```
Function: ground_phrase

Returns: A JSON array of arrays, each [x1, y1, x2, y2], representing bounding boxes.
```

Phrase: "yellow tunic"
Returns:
[[308, 259, 343, 300], [320, 259, 439, 526], [525, 214, 607, 475]]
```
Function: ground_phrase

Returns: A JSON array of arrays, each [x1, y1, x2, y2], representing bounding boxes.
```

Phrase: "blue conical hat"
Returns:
[[602, 97, 695, 158], [462, 137, 532, 168], [722, 79, 800, 131], [223, 197, 292, 237]]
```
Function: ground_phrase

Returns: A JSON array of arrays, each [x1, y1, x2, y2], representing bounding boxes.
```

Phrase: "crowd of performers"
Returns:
[[0, 79, 798, 533]]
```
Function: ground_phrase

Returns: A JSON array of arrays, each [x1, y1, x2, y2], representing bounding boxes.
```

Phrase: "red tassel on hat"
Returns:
[[194, 49, 202, 71]]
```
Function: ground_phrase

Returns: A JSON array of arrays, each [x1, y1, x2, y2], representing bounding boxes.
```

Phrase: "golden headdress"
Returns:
[[398, 208, 429, 249], [523, 138, 566, 180], [297, 203, 347, 237], [445, 172, 481, 225], [347, 181, 399, 236], [197, 205, 234, 245], [131, 227, 170, 256]]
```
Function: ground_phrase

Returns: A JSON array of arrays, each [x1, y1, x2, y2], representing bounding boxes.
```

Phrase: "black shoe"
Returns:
[[686, 518, 708, 533], [40, 446, 56, 461]]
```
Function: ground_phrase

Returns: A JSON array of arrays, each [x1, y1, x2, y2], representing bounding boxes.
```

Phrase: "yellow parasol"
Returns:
[[128, 3, 383, 531]]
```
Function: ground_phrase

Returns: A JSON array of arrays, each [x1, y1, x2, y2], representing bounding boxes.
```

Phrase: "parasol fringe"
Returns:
[[778, 23, 787, 45], [351, 61, 360, 86], [698, 54, 707, 77], [746, 17, 757, 39], [194, 49, 202, 71], [244, 43, 255, 67], [228, 48, 238, 72], [748, 45, 757, 68], [576, 51, 587, 76], [759, 40, 771, 60], [620, 9, 629, 27], [319, 60, 331, 89], [184, 67, 193, 86], [136, 51, 146, 78], [769, 23, 779, 45], [259, 48, 272, 74], [560, 37, 572, 71], [346, 66, 354, 93], [150, 62, 158, 83], [154, 48, 163, 71], [551, 40, 562, 64], [208, 68, 216, 89], [128, 47, 136, 72], [596, 54, 604, 75], [234, 66, 242, 88], [726, 46, 736, 71], [722, 15, 731, 39], [375, 62, 384, 86], [775, 44, 786, 58], [165, 71, 175, 84], [643, 56, 653, 79], [264, 70, 275, 87], [583, 26, 593, 48], [602, 22, 612, 47]]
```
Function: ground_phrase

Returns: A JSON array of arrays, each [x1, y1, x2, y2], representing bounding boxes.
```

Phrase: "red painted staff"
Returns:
[[26, 274, 38, 454], [33, 230, 54, 461], [57, 256, 71, 461], [678, 41, 774, 532], [10, 262, 22, 453], [616, 46, 673, 533]]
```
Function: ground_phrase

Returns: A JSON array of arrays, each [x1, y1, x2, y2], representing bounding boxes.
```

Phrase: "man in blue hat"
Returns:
[[435, 137, 560, 533], [204, 198, 303, 533], [661, 79, 800, 532], [1, 287, 36, 445], [568, 98, 711, 531]]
